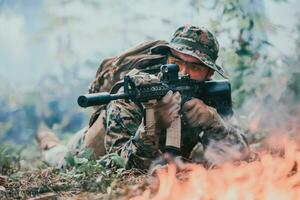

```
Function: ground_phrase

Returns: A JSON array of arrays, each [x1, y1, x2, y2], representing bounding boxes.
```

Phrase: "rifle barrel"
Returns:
[[77, 92, 131, 107]]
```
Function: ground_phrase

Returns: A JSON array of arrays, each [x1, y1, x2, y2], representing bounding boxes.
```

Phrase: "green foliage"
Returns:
[[1, 147, 130, 198], [0, 146, 13, 174], [0, 144, 23, 175], [204, 0, 283, 108], [279, 21, 300, 103], [62, 148, 126, 191], [2, 1, 299, 199], [65, 148, 125, 170], [98, 153, 126, 169], [65, 148, 93, 168]]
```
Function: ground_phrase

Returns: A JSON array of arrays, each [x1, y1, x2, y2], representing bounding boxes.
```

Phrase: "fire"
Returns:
[[131, 136, 300, 200]]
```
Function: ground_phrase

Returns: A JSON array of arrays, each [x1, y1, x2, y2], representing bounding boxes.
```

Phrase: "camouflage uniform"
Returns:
[[104, 25, 249, 170], [104, 91, 248, 170], [41, 25, 249, 170]]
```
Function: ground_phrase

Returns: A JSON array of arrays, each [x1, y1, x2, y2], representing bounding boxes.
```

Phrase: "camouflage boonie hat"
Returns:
[[151, 25, 227, 78]]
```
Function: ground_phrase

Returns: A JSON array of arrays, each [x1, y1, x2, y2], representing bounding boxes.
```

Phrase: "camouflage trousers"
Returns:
[[42, 127, 88, 168]]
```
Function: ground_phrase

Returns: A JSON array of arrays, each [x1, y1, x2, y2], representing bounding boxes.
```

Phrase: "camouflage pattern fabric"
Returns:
[[104, 90, 249, 170]]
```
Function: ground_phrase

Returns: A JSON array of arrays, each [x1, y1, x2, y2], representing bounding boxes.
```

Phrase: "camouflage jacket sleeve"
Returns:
[[104, 99, 160, 170], [199, 114, 249, 166]]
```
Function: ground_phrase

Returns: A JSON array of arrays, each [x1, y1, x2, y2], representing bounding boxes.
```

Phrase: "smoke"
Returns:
[[238, 56, 300, 143], [203, 140, 246, 166]]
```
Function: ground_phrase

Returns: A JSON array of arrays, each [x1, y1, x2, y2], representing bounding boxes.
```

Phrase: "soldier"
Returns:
[[36, 25, 249, 170], [104, 25, 249, 171]]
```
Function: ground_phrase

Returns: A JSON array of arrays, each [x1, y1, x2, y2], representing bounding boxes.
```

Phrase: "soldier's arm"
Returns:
[[105, 99, 160, 170], [181, 98, 249, 165]]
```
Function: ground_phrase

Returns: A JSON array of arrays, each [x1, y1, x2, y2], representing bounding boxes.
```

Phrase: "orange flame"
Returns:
[[132, 136, 300, 200]]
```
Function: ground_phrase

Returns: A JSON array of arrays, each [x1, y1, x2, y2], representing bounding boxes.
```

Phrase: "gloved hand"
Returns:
[[154, 90, 181, 130], [182, 98, 223, 129]]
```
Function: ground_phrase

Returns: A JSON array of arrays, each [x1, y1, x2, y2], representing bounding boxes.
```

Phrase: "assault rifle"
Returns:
[[78, 64, 233, 117], [78, 64, 233, 155]]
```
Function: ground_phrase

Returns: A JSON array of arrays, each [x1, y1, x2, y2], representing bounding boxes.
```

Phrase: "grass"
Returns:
[[0, 145, 148, 199]]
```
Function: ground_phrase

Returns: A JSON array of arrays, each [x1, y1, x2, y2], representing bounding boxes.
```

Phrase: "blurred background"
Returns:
[[0, 0, 299, 167]]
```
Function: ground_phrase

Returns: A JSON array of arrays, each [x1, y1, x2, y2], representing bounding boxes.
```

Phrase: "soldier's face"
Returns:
[[167, 50, 214, 81]]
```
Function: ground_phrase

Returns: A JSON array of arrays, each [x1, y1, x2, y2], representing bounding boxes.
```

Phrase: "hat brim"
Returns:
[[151, 43, 227, 78]]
